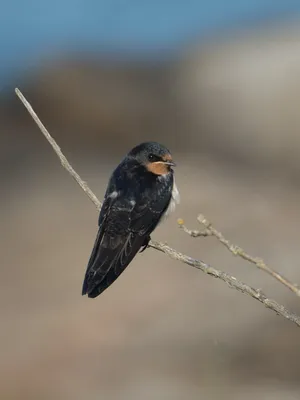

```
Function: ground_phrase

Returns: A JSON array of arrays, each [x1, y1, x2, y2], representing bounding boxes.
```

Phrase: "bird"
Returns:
[[82, 141, 180, 298]]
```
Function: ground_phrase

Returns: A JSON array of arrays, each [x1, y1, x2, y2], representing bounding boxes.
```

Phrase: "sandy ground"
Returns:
[[1, 151, 300, 399], [2, 21, 300, 398]]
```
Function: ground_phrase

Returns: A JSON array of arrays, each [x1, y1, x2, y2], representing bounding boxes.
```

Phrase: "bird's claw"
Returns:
[[140, 236, 151, 253]]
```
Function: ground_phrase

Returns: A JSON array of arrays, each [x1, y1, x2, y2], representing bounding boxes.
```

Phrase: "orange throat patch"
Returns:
[[147, 161, 170, 175]]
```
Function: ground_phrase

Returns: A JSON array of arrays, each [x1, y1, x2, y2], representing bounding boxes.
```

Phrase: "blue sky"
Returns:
[[1, 0, 300, 85]]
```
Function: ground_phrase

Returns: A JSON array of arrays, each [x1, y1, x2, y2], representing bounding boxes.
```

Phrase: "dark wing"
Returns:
[[82, 190, 171, 298]]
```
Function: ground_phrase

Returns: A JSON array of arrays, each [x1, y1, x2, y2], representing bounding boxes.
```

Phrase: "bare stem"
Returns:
[[15, 88, 101, 211], [15, 87, 300, 328], [151, 240, 300, 327], [178, 215, 300, 297]]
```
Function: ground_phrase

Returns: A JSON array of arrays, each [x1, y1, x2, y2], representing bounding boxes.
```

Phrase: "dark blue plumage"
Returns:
[[82, 142, 179, 298]]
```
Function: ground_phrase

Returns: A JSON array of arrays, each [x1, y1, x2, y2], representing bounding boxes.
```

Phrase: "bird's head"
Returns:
[[128, 142, 176, 176]]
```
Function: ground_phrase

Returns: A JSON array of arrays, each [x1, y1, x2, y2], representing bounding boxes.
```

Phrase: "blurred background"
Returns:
[[2, 1, 300, 399]]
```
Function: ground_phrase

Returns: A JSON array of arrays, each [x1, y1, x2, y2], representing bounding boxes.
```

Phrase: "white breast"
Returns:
[[162, 178, 180, 220]]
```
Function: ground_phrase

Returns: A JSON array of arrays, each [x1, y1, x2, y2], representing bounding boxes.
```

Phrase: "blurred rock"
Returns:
[[3, 19, 300, 179], [175, 19, 300, 173], [6, 57, 183, 152], [2, 19, 300, 399]]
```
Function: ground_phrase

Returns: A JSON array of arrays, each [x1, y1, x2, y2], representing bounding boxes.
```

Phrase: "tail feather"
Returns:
[[82, 229, 147, 298], [82, 228, 103, 296]]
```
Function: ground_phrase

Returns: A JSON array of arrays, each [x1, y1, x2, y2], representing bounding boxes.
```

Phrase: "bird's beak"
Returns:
[[164, 160, 176, 167]]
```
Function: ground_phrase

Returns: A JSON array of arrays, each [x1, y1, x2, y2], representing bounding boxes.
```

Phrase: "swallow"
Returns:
[[82, 141, 180, 298]]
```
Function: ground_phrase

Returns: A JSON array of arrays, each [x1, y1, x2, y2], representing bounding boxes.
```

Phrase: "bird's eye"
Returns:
[[148, 153, 159, 162]]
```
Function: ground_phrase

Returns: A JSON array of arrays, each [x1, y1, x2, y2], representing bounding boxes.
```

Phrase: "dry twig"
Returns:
[[178, 215, 300, 297], [15, 87, 300, 328]]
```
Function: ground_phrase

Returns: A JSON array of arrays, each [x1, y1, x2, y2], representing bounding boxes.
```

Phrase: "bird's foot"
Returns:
[[140, 236, 151, 253]]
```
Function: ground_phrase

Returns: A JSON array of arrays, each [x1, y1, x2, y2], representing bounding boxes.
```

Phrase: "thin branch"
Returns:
[[177, 218, 211, 238], [150, 240, 300, 327], [179, 215, 300, 297], [15, 88, 101, 211], [15, 87, 300, 328]]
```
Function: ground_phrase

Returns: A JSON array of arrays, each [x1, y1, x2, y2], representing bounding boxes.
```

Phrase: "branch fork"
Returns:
[[15, 87, 300, 327]]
